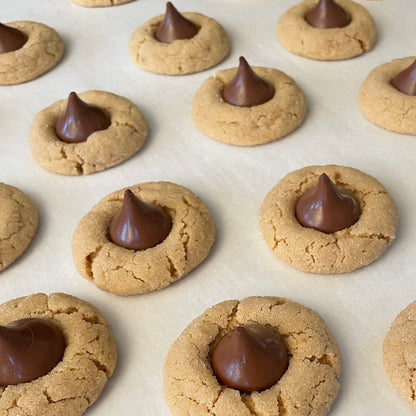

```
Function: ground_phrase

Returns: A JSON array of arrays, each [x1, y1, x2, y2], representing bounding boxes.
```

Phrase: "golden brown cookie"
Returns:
[[0, 183, 38, 272], [277, 0, 376, 61], [72, 182, 215, 295], [191, 66, 306, 146], [129, 11, 230, 75], [383, 301, 416, 407], [359, 57, 416, 135], [0, 292, 117, 416], [0, 21, 64, 85], [69, 0, 134, 7], [164, 296, 341, 416], [28, 90, 148, 175], [259, 165, 398, 274]]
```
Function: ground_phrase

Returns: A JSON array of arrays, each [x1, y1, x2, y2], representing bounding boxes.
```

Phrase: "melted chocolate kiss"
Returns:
[[155, 2, 199, 44], [109, 189, 172, 250], [296, 173, 361, 233], [0, 23, 28, 54], [222, 57, 275, 107], [0, 318, 66, 386], [391, 59, 416, 96], [211, 325, 288, 393], [55, 92, 111, 143], [305, 0, 350, 29]]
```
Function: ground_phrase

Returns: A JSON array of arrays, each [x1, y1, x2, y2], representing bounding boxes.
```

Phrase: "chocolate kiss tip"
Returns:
[[0, 22, 28, 54], [295, 173, 361, 234], [391, 59, 416, 96], [155, 1, 199, 44], [305, 0, 350, 29], [222, 56, 274, 107], [109, 189, 172, 251]]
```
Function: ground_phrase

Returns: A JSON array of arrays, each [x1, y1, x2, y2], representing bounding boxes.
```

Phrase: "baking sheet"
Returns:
[[1, 0, 415, 415]]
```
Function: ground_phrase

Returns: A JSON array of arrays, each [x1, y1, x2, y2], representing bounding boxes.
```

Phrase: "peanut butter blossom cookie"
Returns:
[[383, 301, 416, 407], [0, 183, 38, 272], [359, 56, 416, 135], [72, 182, 215, 295], [277, 0, 376, 60], [164, 296, 341, 416], [0, 21, 64, 85], [192, 57, 306, 146], [69, 0, 134, 7], [29, 90, 148, 175], [0, 292, 117, 416], [129, 2, 230, 75], [259, 165, 398, 274]]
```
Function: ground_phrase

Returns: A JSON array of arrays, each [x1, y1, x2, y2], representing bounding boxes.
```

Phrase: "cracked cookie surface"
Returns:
[[72, 182, 215, 295], [0, 21, 64, 85], [383, 301, 416, 407], [69, 0, 134, 7], [259, 165, 398, 274], [359, 56, 416, 135], [164, 296, 341, 416], [129, 12, 229, 75], [0, 292, 117, 416], [0, 183, 38, 272], [28, 90, 148, 175], [277, 0, 376, 61], [191, 66, 306, 146]]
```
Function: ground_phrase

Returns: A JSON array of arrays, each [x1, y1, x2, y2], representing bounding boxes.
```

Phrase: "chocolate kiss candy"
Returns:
[[0, 318, 66, 385], [211, 325, 288, 393], [155, 2, 199, 44], [391, 59, 416, 96], [296, 173, 361, 233], [109, 189, 172, 250], [222, 57, 275, 107], [305, 0, 350, 29], [0, 23, 28, 54], [56, 92, 111, 143]]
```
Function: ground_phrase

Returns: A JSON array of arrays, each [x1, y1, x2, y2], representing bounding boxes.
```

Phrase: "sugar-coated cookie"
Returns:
[[164, 296, 341, 416], [0, 183, 38, 272], [0, 293, 117, 415], [192, 64, 306, 146], [0, 21, 64, 85], [69, 0, 134, 7], [383, 301, 416, 407], [259, 165, 398, 274], [129, 10, 229, 75], [29, 90, 148, 175], [72, 182, 215, 295], [359, 57, 416, 135], [277, 0, 376, 61]]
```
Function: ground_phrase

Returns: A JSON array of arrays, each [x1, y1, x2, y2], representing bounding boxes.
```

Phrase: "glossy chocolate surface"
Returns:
[[296, 173, 361, 233], [222, 57, 274, 107], [305, 0, 350, 29], [0, 318, 66, 385], [109, 189, 172, 250], [211, 324, 288, 393], [56, 92, 111, 143], [0, 23, 28, 54], [391, 59, 416, 96], [155, 2, 199, 44]]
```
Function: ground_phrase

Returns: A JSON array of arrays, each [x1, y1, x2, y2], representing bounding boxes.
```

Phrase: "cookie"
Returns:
[[383, 301, 416, 406], [164, 296, 341, 416], [28, 90, 148, 175], [277, 0, 376, 61], [259, 165, 398, 274], [191, 65, 306, 146], [129, 10, 230, 75], [72, 182, 215, 295], [359, 57, 416, 135], [69, 0, 134, 7], [0, 292, 117, 416], [0, 183, 38, 272], [0, 21, 64, 85]]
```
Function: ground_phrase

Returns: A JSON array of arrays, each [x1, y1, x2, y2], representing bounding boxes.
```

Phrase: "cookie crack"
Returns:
[[84, 245, 103, 280], [277, 392, 288, 416]]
